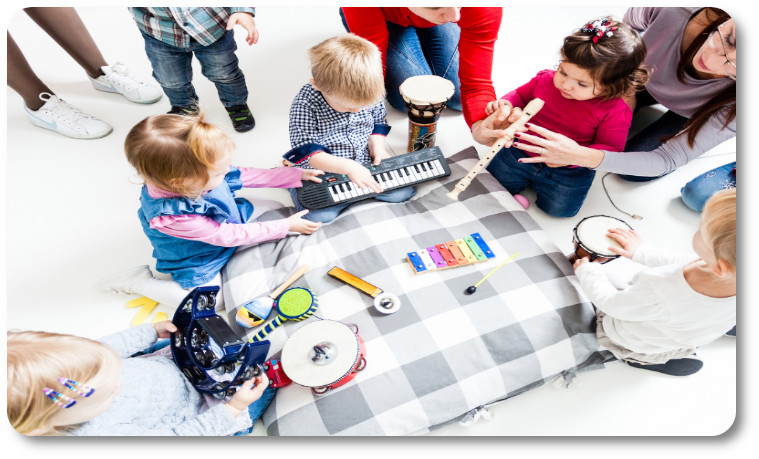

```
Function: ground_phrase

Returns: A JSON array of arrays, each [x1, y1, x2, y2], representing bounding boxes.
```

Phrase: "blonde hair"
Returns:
[[7, 330, 118, 436], [701, 188, 736, 270], [309, 34, 385, 106], [124, 114, 235, 198]]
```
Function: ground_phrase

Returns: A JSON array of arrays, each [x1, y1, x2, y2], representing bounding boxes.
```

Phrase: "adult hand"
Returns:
[[514, 124, 605, 168], [227, 12, 259, 45], [470, 104, 524, 147]]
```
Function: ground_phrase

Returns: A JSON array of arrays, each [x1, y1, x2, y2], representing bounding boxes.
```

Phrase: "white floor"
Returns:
[[2, 3, 753, 456]]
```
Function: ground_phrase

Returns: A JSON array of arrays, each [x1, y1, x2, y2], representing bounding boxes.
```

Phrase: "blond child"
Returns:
[[102, 114, 322, 310], [573, 189, 736, 376], [7, 321, 271, 435], [285, 34, 416, 223]]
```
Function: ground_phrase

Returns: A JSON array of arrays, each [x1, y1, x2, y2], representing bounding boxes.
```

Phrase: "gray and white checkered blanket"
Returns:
[[222, 147, 612, 436]]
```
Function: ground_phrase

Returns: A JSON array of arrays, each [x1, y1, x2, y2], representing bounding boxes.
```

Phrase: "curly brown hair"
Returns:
[[561, 18, 650, 100]]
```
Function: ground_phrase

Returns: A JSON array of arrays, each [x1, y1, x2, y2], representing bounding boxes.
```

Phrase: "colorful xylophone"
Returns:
[[406, 233, 495, 274]]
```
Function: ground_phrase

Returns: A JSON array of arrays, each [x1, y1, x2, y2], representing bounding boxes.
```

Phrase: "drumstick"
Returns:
[[446, 98, 545, 201]]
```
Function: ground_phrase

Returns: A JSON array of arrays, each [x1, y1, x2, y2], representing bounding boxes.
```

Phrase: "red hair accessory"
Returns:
[[581, 18, 618, 43]]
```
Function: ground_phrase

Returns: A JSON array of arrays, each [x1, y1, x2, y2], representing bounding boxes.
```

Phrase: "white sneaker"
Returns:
[[24, 93, 113, 139], [96, 265, 154, 294], [89, 63, 163, 104]]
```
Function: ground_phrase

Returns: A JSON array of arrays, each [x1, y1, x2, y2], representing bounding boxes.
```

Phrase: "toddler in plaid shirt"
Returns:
[[285, 34, 416, 223]]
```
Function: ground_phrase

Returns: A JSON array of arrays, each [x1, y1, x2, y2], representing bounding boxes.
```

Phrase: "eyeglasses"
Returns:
[[707, 21, 736, 80]]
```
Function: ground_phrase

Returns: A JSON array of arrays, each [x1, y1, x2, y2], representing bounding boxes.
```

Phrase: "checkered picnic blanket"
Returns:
[[222, 146, 613, 436]]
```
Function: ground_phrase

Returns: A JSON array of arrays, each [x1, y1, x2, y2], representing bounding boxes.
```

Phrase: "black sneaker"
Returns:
[[226, 104, 255, 132], [725, 325, 736, 337], [167, 105, 199, 116], [625, 356, 703, 376]]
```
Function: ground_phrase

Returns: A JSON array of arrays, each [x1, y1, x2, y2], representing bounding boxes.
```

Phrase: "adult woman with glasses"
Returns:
[[512, 8, 736, 212]]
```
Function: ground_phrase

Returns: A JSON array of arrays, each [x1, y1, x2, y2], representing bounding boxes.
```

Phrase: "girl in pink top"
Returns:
[[101, 114, 323, 310], [485, 18, 649, 217]]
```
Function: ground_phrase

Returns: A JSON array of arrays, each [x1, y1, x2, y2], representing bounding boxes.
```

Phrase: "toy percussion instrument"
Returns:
[[171, 286, 270, 399], [399, 75, 455, 152], [249, 287, 319, 342], [236, 265, 310, 328], [569, 215, 633, 264], [294, 146, 450, 210], [447, 98, 545, 200], [328, 266, 400, 314], [279, 320, 367, 395], [406, 232, 495, 274]]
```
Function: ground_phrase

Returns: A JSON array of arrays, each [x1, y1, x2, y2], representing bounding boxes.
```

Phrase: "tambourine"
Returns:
[[399, 75, 455, 152], [249, 287, 319, 342], [569, 215, 633, 264], [279, 320, 366, 395]]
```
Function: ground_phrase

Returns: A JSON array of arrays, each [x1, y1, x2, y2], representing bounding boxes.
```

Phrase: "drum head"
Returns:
[[575, 215, 632, 257], [399, 75, 455, 105], [276, 287, 316, 320], [281, 320, 360, 388]]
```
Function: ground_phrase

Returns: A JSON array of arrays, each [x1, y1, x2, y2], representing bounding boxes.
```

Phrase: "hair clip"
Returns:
[[581, 18, 618, 43], [43, 388, 77, 408], [58, 377, 95, 397]]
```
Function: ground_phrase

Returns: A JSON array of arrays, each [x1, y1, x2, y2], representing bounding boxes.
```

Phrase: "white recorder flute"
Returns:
[[446, 98, 545, 201]]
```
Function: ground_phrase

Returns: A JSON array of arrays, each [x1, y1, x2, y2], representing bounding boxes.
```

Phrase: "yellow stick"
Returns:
[[474, 252, 520, 288]]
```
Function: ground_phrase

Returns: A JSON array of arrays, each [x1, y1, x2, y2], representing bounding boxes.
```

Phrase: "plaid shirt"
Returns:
[[286, 83, 390, 169], [130, 7, 255, 48]]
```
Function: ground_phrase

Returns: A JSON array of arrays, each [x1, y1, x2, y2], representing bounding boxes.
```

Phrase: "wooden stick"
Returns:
[[269, 264, 310, 299], [447, 98, 545, 201]]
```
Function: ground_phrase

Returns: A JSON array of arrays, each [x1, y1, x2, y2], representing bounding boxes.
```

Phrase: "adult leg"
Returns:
[[680, 161, 736, 212], [384, 22, 433, 112], [140, 31, 198, 108], [194, 31, 248, 108], [618, 108, 688, 182], [24, 7, 107, 79], [530, 163, 596, 218], [7, 33, 51, 110], [415, 22, 462, 111]]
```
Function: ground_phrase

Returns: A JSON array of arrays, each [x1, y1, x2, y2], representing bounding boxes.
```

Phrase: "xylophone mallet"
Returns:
[[446, 98, 545, 201], [464, 252, 520, 294]]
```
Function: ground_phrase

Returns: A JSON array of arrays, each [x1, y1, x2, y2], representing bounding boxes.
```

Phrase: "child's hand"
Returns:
[[606, 228, 643, 259], [485, 99, 511, 116], [227, 12, 259, 45], [302, 169, 324, 183], [347, 163, 382, 193], [287, 210, 321, 234], [370, 147, 391, 166], [154, 320, 177, 338], [224, 374, 269, 417], [573, 256, 590, 271]]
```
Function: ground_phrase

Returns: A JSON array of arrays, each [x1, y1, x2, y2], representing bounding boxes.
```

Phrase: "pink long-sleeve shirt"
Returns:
[[148, 166, 302, 247], [502, 69, 632, 155]]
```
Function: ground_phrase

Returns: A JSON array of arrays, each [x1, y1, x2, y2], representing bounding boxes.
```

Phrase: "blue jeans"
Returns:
[[233, 385, 277, 436], [486, 146, 595, 217], [340, 8, 461, 113], [680, 162, 736, 212], [618, 90, 688, 183], [140, 30, 248, 108], [289, 185, 416, 223]]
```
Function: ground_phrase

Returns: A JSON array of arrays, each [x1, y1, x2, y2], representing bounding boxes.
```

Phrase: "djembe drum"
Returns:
[[399, 75, 455, 152], [569, 215, 634, 264]]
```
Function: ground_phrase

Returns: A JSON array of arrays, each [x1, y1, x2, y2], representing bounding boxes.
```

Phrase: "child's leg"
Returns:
[[374, 185, 416, 203], [530, 163, 595, 218], [193, 31, 248, 108], [288, 188, 350, 224], [680, 161, 736, 212], [484, 146, 531, 195], [415, 23, 462, 111], [23, 7, 108, 79], [232, 386, 277, 436], [139, 31, 198, 108]]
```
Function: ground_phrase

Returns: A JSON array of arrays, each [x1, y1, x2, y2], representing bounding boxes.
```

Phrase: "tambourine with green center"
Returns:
[[249, 287, 319, 342]]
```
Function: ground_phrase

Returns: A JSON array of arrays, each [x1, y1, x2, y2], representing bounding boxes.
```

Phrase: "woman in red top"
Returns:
[[340, 7, 504, 142]]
